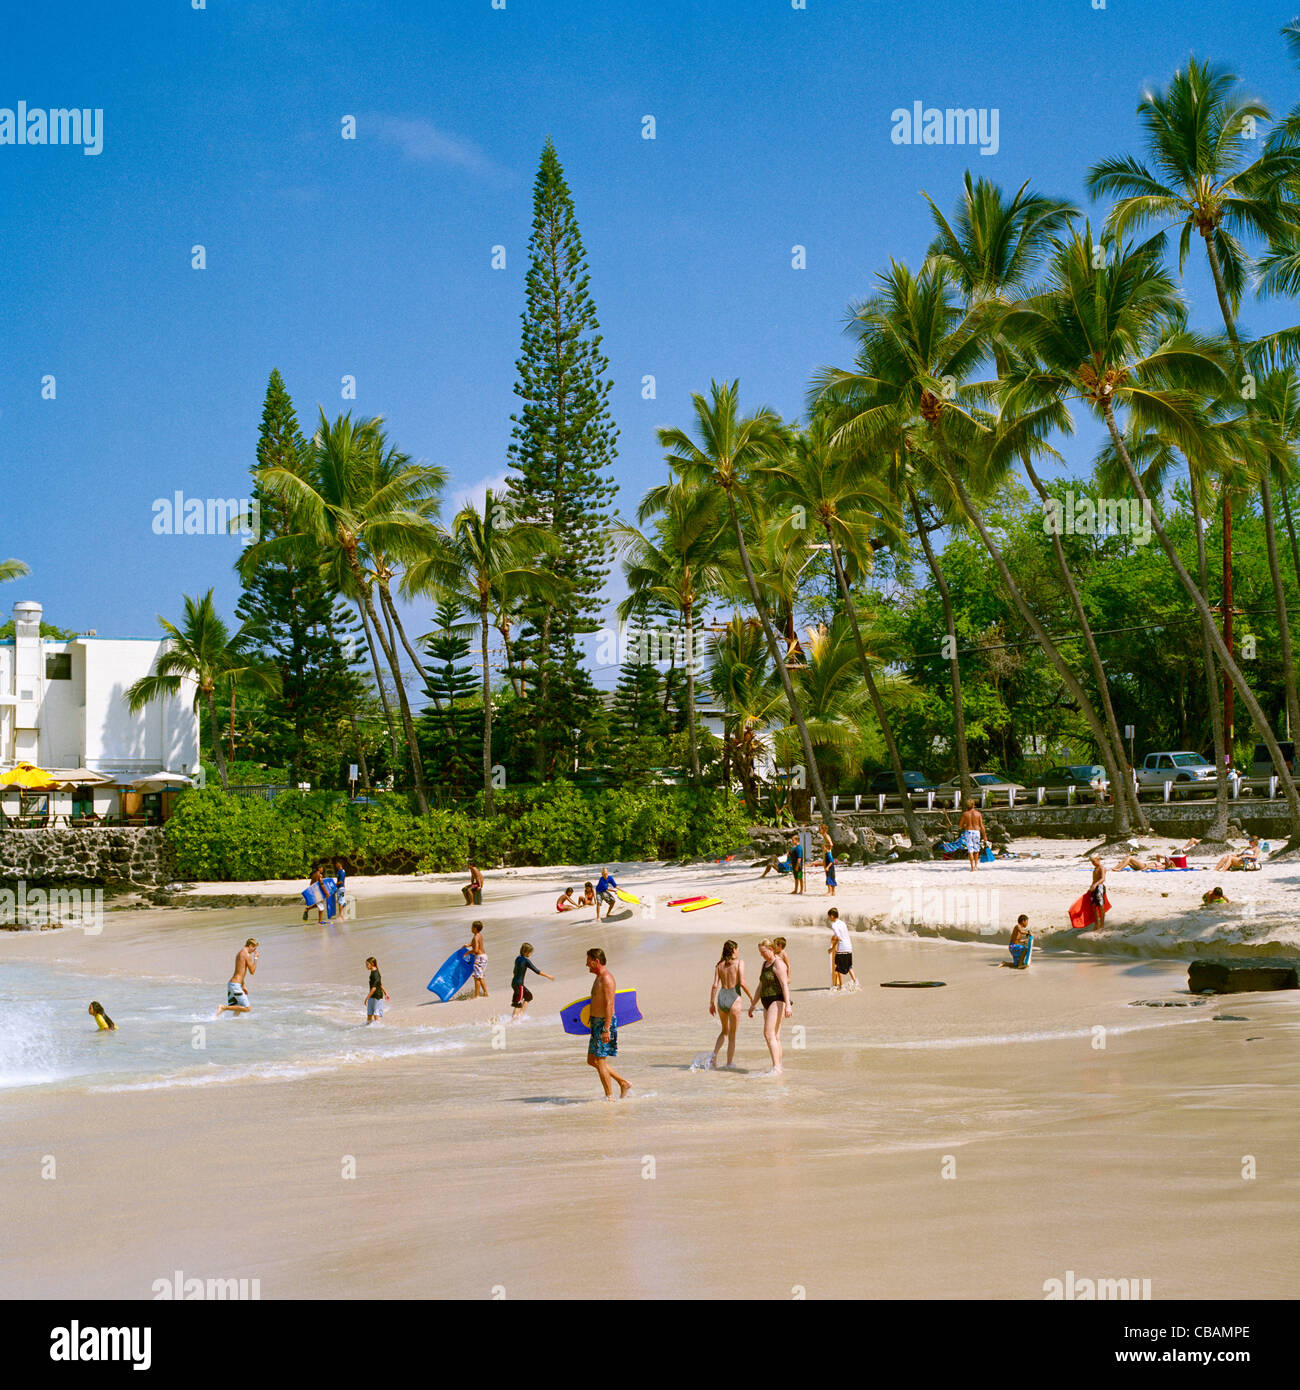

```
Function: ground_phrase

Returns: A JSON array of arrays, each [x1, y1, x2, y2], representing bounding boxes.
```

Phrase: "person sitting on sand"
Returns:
[[556, 886, 580, 912], [1002, 915, 1032, 969], [757, 852, 791, 878], [218, 939, 258, 1016], [1201, 885, 1230, 907], [1215, 838, 1260, 872], [708, 939, 752, 1069], [88, 1001, 116, 1031]]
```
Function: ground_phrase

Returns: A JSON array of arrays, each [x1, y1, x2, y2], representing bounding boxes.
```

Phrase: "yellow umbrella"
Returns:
[[0, 762, 57, 789]]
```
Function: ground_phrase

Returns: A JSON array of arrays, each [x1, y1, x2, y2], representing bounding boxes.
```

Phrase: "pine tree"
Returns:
[[608, 652, 670, 784], [236, 369, 360, 786], [506, 139, 619, 778], [418, 601, 480, 797]]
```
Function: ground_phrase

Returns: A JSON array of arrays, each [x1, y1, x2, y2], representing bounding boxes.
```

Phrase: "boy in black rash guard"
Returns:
[[511, 942, 554, 1019], [365, 957, 389, 1022]]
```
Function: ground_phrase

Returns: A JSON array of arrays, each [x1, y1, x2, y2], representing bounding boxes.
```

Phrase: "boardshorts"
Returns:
[[588, 1015, 618, 1058], [226, 980, 249, 1007], [961, 829, 981, 853], [472, 954, 487, 980]]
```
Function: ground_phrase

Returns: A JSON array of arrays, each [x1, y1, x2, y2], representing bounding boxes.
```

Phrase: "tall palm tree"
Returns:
[[616, 480, 728, 783], [1088, 57, 1300, 757], [403, 489, 560, 813], [659, 381, 840, 840], [1002, 226, 1300, 838], [761, 416, 930, 848], [0, 559, 28, 586], [815, 262, 1138, 837], [248, 410, 440, 813], [125, 591, 277, 791], [926, 174, 1149, 831], [707, 616, 784, 816]]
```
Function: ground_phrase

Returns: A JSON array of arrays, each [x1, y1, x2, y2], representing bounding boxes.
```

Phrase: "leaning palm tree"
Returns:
[[125, 591, 277, 791], [761, 415, 930, 848], [248, 410, 440, 813], [1088, 57, 1300, 762], [659, 381, 840, 840], [815, 261, 1139, 837], [403, 489, 560, 813], [616, 480, 728, 783], [707, 615, 785, 816], [1002, 225, 1300, 840]]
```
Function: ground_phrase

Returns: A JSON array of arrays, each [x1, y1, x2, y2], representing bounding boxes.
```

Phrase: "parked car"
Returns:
[[866, 770, 940, 797], [1031, 764, 1109, 802], [1134, 751, 1216, 795], [938, 772, 1027, 799], [1249, 741, 1296, 781]]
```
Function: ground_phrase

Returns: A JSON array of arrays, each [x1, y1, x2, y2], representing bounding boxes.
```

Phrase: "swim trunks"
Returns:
[[834, 952, 853, 973], [1089, 883, 1106, 906], [588, 1015, 618, 1057], [472, 953, 487, 979], [512, 984, 534, 1008], [717, 986, 739, 1012], [366, 996, 384, 1017], [961, 829, 981, 853], [826, 868, 837, 887], [226, 980, 248, 1007]]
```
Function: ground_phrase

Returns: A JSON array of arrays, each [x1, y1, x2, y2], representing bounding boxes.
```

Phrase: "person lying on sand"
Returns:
[[1215, 838, 1260, 872], [1201, 885, 1230, 907], [1114, 853, 1169, 871]]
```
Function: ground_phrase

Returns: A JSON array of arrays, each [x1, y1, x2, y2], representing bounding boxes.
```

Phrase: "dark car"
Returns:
[[1032, 764, 1109, 802], [866, 770, 939, 797]]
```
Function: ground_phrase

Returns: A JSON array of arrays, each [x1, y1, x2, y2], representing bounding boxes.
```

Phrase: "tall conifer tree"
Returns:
[[506, 139, 619, 777]]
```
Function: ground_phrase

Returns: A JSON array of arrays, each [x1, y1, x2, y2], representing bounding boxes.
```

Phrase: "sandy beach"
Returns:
[[2, 842, 1297, 1300]]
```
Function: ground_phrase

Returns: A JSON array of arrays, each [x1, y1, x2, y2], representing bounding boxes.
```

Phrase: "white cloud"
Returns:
[[368, 116, 511, 184], [448, 471, 512, 517]]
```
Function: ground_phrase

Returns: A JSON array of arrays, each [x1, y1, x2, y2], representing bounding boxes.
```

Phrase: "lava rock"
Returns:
[[1187, 959, 1300, 995]]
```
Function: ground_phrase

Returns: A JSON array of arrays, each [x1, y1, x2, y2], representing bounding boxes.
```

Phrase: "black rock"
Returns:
[[1187, 958, 1300, 995]]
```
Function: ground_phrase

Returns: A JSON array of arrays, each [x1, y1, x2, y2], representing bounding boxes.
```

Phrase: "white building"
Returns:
[[0, 600, 198, 783]]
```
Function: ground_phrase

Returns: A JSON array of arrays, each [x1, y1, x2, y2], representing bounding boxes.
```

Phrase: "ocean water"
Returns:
[[0, 962, 468, 1094]]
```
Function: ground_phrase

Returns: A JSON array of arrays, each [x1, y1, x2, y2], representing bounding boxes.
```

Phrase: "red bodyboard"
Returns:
[[1069, 888, 1111, 930]]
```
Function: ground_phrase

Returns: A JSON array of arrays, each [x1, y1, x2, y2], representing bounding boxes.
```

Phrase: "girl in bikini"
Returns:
[[708, 939, 752, 1069]]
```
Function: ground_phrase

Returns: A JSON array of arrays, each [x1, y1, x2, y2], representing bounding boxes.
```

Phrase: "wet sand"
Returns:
[[2, 856, 1297, 1299]]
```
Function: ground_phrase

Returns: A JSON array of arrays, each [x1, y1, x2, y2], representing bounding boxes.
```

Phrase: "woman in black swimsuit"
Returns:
[[747, 940, 792, 1074]]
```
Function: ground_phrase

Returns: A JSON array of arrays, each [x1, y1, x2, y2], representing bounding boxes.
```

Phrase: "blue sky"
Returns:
[[2, 0, 1298, 683]]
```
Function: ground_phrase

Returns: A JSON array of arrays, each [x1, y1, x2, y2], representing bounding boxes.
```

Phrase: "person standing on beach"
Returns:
[[827, 908, 858, 990], [304, 864, 327, 923], [771, 937, 792, 987], [466, 921, 489, 998], [594, 868, 618, 921], [959, 799, 985, 872], [462, 861, 484, 906], [333, 858, 349, 914], [218, 938, 259, 1016], [511, 942, 554, 1019], [585, 948, 631, 1098], [364, 956, 389, 1022], [788, 836, 804, 896], [708, 939, 752, 1069], [748, 940, 792, 1074], [823, 841, 837, 897], [1085, 855, 1108, 930]]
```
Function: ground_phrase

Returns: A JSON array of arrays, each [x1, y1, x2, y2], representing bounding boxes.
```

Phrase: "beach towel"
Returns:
[[1068, 888, 1111, 930], [979, 845, 996, 863]]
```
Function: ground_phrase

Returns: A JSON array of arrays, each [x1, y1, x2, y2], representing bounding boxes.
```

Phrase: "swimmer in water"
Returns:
[[88, 1001, 116, 1031]]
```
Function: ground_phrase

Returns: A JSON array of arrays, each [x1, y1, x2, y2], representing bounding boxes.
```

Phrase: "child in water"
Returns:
[[88, 1001, 116, 1031]]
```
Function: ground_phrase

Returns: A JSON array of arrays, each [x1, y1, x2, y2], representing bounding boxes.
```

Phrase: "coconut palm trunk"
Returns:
[[1189, 469, 1232, 840], [1102, 400, 1300, 838], [206, 693, 229, 790], [684, 595, 701, 783], [377, 579, 431, 690], [1281, 482, 1300, 595], [1022, 457, 1149, 832], [357, 600, 400, 759], [908, 487, 972, 797], [348, 705, 371, 793], [826, 529, 927, 848], [726, 496, 839, 840], [1201, 231, 1300, 749], [944, 468, 1133, 838]]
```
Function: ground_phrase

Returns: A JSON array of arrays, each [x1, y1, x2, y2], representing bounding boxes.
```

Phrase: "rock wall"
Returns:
[[0, 827, 174, 886]]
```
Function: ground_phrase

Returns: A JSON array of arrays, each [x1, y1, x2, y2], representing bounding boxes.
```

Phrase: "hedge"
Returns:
[[164, 784, 753, 881]]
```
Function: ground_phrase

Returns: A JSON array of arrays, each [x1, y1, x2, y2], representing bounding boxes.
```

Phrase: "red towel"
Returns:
[[1069, 889, 1112, 930]]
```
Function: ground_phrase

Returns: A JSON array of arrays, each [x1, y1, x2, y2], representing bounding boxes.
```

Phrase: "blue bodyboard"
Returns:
[[559, 989, 642, 1036], [427, 947, 476, 1000]]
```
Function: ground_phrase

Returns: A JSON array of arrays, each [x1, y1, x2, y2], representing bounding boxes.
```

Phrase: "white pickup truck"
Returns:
[[1134, 751, 1218, 795]]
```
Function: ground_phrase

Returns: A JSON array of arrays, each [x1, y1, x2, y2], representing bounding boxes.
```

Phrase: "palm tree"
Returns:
[[403, 489, 560, 813], [0, 559, 28, 586], [707, 616, 785, 816], [616, 480, 728, 783], [925, 174, 1150, 832], [815, 262, 1138, 837], [1002, 226, 1300, 838], [1088, 57, 1300, 758], [249, 410, 440, 813], [659, 381, 841, 840], [761, 416, 930, 848], [125, 591, 277, 791]]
